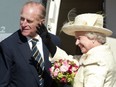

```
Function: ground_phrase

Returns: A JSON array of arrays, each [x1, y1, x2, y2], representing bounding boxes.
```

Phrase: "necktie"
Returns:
[[31, 39, 44, 87]]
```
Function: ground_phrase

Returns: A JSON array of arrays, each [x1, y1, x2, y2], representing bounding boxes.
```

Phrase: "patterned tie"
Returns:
[[31, 39, 44, 87]]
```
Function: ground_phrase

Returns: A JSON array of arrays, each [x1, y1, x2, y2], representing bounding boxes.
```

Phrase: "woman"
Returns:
[[40, 13, 116, 87]]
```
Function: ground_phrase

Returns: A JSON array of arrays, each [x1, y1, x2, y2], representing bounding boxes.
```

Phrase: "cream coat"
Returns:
[[50, 44, 116, 87]]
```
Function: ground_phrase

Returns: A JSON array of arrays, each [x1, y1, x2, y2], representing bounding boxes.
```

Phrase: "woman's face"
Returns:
[[75, 31, 94, 54]]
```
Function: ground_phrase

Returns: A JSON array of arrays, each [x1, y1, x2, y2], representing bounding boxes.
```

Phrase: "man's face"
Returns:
[[20, 5, 43, 38]]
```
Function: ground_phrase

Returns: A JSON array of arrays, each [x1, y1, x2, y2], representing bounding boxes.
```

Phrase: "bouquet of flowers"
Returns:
[[49, 59, 79, 85]]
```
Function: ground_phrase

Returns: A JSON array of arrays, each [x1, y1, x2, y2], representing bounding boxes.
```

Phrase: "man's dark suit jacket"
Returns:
[[0, 30, 60, 87]]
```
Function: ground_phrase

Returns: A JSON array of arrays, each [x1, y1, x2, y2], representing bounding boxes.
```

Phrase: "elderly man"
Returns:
[[0, 1, 60, 87]]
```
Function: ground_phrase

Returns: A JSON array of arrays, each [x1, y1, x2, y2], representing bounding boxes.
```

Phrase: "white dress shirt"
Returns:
[[27, 35, 44, 60]]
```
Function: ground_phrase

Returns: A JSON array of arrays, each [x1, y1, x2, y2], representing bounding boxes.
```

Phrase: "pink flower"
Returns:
[[60, 77, 67, 83], [53, 68, 60, 77], [60, 64, 69, 72], [49, 66, 54, 73], [49, 59, 79, 84], [54, 61, 60, 67]]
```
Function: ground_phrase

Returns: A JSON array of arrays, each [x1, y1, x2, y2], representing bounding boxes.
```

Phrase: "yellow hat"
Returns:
[[62, 13, 112, 36]]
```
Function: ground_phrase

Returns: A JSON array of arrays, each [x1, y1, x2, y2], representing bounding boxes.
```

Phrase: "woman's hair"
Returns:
[[85, 32, 106, 44]]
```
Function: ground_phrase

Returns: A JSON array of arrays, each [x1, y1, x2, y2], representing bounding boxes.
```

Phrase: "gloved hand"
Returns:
[[36, 23, 56, 57], [36, 23, 51, 44]]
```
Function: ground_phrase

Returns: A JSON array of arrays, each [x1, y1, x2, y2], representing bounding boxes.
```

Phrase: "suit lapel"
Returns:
[[17, 31, 40, 86], [43, 43, 51, 73], [17, 40, 32, 67], [43, 43, 53, 87]]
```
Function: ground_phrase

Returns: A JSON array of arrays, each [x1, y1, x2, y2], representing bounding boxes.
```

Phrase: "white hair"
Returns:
[[85, 32, 106, 44]]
